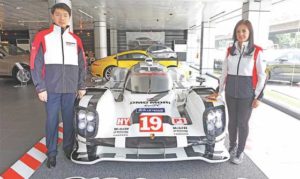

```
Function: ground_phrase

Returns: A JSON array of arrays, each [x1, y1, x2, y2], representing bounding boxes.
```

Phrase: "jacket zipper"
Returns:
[[61, 29, 65, 93], [235, 46, 245, 97]]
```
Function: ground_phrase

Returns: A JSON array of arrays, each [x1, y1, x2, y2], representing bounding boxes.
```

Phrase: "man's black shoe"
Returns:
[[46, 156, 56, 168]]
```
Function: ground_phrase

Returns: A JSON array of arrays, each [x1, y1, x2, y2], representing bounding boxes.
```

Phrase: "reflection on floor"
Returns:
[[245, 103, 300, 179]]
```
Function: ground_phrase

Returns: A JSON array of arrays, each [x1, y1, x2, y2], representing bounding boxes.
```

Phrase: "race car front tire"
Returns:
[[87, 145, 97, 161]]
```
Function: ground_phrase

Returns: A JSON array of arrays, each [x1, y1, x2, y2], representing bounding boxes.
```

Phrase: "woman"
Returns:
[[208, 19, 266, 164]]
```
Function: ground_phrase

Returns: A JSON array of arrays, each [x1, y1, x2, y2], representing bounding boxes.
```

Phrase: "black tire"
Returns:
[[12, 65, 32, 83], [103, 66, 116, 80], [86, 145, 97, 161], [167, 65, 178, 68]]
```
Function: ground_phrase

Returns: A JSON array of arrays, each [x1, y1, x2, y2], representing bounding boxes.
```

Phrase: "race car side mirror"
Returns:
[[196, 76, 206, 85]]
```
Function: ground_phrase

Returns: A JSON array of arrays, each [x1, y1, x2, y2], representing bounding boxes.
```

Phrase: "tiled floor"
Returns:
[[245, 103, 300, 179], [0, 79, 45, 173]]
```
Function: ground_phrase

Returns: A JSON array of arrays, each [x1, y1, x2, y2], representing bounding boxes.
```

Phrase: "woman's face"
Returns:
[[236, 24, 250, 43]]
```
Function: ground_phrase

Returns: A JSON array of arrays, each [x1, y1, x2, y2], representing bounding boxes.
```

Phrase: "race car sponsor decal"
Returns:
[[147, 92, 169, 101], [139, 115, 163, 132], [113, 127, 129, 136], [173, 126, 189, 135], [137, 108, 165, 113], [116, 118, 130, 126], [130, 101, 171, 105], [172, 117, 188, 125]]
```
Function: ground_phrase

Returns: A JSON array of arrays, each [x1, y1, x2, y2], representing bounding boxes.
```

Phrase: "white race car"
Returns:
[[71, 60, 229, 164]]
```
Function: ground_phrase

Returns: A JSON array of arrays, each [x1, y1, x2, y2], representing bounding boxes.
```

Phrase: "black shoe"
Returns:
[[64, 149, 73, 160], [46, 156, 56, 168]]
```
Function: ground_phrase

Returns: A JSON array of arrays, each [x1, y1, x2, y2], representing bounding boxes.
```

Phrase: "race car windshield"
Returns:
[[126, 72, 172, 93]]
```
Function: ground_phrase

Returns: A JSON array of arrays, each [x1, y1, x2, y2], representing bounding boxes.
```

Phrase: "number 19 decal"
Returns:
[[139, 115, 163, 132]]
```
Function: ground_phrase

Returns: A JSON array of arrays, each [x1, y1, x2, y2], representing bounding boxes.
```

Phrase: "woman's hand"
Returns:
[[206, 92, 219, 100], [252, 99, 260, 108], [77, 90, 86, 99]]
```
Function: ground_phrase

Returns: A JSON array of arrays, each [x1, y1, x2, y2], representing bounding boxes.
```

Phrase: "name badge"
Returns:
[[66, 42, 76, 46]]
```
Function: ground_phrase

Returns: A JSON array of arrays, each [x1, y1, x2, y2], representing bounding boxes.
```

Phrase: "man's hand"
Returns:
[[38, 91, 47, 102], [206, 92, 219, 100], [252, 99, 260, 108], [77, 90, 86, 99]]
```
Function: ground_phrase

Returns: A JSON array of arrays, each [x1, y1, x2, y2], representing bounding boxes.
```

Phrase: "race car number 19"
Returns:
[[139, 115, 163, 132]]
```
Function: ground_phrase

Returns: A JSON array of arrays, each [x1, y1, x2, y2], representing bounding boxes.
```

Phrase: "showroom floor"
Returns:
[[0, 78, 45, 174], [0, 75, 299, 179]]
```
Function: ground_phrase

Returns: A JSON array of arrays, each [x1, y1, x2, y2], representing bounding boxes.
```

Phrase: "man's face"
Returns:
[[51, 8, 70, 29]]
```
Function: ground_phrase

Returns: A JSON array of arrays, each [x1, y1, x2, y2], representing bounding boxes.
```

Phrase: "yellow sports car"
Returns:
[[91, 50, 178, 80]]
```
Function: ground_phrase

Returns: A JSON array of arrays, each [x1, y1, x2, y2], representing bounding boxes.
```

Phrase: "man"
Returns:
[[30, 3, 86, 168]]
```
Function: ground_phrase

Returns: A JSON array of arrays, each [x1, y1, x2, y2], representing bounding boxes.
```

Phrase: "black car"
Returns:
[[266, 49, 300, 83]]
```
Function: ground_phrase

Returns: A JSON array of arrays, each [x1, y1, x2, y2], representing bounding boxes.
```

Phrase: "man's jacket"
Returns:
[[30, 24, 86, 93]]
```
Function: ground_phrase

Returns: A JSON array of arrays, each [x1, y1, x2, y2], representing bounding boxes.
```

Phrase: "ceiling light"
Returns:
[[78, 9, 93, 19], [209, 11, 226, 20], [16, 6, 23, 10], [18, 20, 48, 23]]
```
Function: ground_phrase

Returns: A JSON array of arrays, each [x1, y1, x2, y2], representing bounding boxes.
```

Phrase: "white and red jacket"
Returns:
[[218, 41, 266, 99], [30, 24, 86, 93]]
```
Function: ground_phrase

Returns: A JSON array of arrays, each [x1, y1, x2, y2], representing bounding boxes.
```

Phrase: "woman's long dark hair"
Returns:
[[230, 19, 255, 56]]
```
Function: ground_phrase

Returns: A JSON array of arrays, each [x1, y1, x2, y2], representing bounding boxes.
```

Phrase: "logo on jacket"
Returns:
[[66, 42, 76, 46]]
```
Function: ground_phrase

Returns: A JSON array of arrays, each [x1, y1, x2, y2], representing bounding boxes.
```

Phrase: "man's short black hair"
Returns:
[[51, 3, 71, 16]]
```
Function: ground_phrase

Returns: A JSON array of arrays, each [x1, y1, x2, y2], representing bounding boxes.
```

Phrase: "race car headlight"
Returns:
[[75, 107, 99, 138], [78, 110, 86, 120], [87, 124, 95, 132], [78, 121, 87, 130], [86, 112, 95, 122], [203, 106, 226, 138]]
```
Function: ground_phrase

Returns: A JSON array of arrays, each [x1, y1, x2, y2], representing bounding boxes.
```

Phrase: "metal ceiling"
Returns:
[[0, 0, 245, 31]]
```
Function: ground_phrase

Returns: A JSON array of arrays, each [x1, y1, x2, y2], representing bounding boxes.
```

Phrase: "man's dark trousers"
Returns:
[[45, 93, 76, 157]]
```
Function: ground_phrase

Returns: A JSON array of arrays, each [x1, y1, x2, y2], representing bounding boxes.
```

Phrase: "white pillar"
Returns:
[[94, 12, 107, 58], [110, 29, 118, 55], [48, 0, 73, 32], [187, 29, 201, 64], [242, 0, 271, 48], [201, 21, 216, 74]]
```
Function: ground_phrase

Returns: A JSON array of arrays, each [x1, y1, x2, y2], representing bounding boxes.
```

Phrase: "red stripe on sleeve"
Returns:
[[252, 45, 263, 89], [29, 25, 54, 70], [19, 153, 41, 170], [226, 47, 231, 58], [69, 32, 87, 68]]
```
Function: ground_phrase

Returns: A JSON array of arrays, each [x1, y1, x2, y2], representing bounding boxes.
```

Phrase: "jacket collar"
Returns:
[[51, 24, 70, 35], [234, 41, 249, 54]]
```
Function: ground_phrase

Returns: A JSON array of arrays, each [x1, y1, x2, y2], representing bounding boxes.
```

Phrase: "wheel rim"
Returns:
[[16, 69, 31, 83], [105, 67, 113, 80]]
